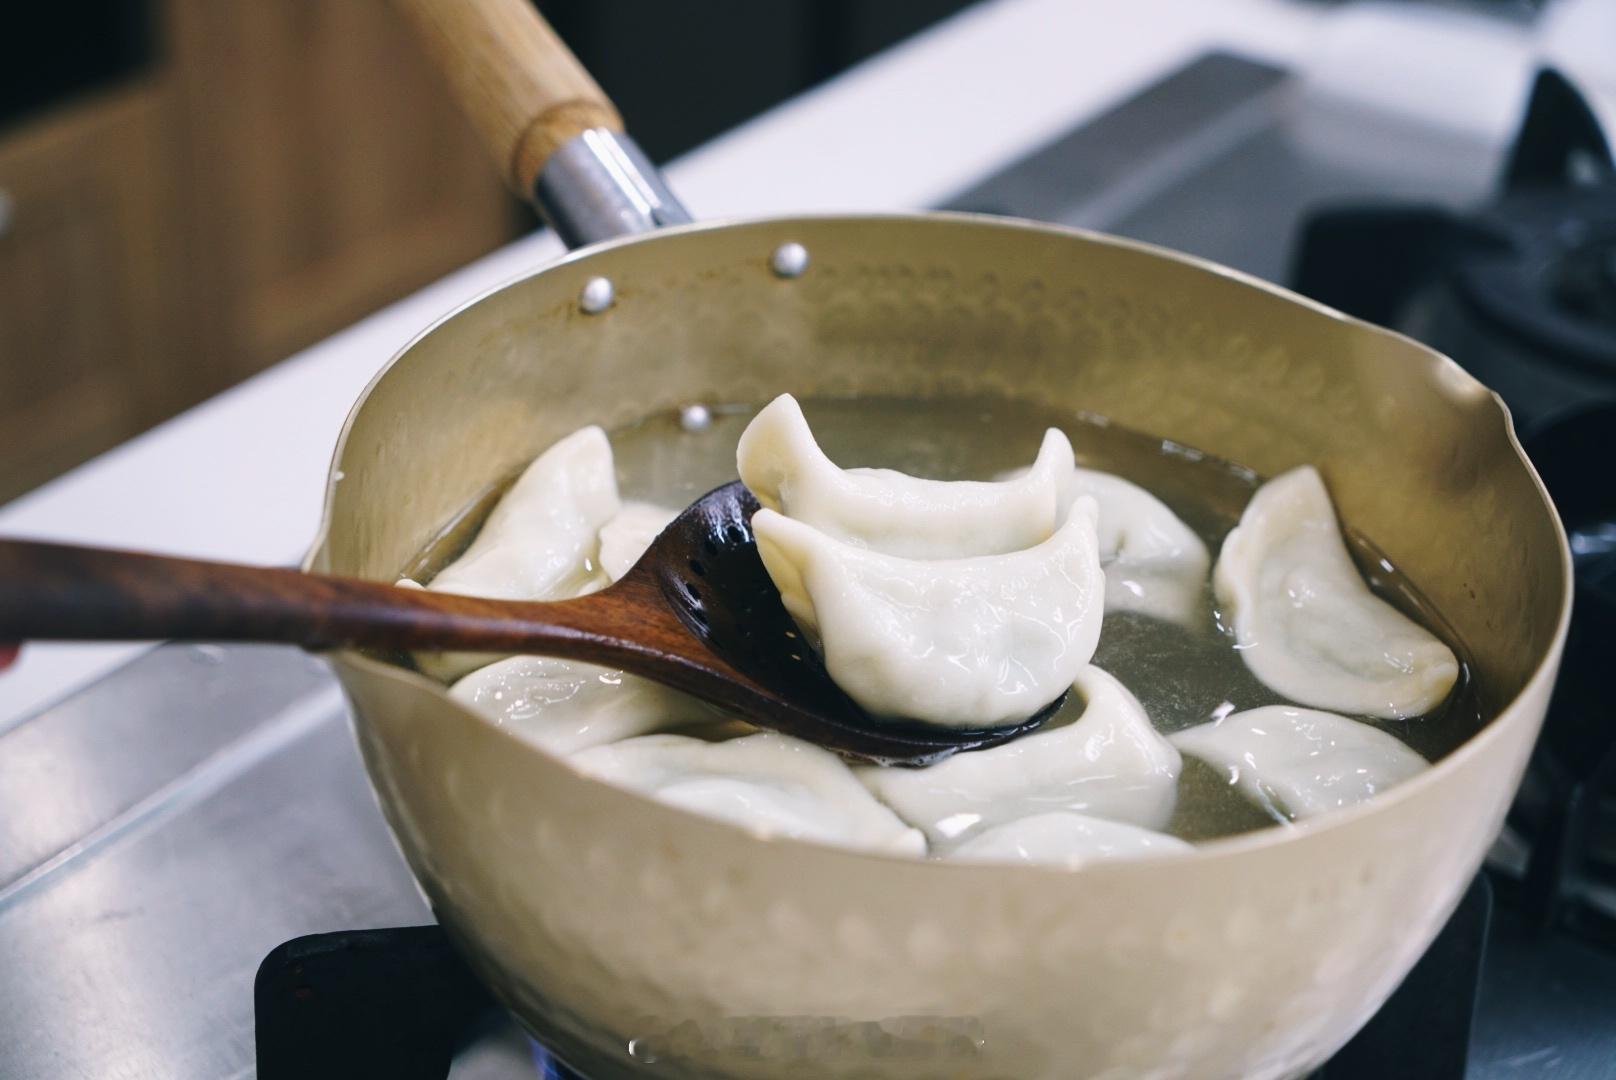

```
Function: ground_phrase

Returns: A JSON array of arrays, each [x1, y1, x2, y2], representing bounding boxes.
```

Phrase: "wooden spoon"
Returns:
[[0, 482, 1056, 764]]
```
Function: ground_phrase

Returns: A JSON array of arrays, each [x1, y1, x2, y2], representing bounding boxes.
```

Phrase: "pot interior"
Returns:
[[311, 214, 1566, 725]]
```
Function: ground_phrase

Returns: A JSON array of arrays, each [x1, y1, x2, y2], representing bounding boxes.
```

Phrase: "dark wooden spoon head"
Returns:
[[636, 480, 1061, 766]]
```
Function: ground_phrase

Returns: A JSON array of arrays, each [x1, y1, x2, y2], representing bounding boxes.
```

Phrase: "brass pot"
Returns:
[[308, 4, 1571, 1077]]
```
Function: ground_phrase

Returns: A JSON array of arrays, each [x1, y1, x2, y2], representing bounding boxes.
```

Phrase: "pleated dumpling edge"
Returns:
[[737, 392, 1074, 559]]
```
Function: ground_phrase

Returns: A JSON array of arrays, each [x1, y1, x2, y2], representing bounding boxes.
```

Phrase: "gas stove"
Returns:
[[4, 12, 1615, 1080]]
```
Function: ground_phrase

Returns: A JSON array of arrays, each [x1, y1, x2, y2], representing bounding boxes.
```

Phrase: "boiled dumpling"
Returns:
[[737, 393, 1073, 558], [400, 426, 620, 680], [571, 732, 926, 855], [449, 656, 728, 755], [998, 462, 1210, 626], [1171, 705, 1429, 821], [598, 501, 678, 581], [420, 426, 618, 601], [858, 665, 1180, 843], [1066, 468, 1209, 627], [1213, 466, 1459, 718], [947, 812, 1193, 867], [751, 498, 1105, 728]]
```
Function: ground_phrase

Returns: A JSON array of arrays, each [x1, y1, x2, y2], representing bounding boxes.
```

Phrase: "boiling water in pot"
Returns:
[[402, 395, 1486, 846]]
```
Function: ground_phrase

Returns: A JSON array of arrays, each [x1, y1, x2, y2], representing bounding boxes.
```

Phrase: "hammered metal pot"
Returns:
[[307, 210, 1570, 1079], [293, 2, 1576, 1075]]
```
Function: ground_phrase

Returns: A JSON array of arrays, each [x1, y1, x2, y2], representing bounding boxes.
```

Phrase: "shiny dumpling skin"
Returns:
[[570, 732, 926, 856], [737, 393, 1074, 558], [946, 811, 1193, 867], [1171, 705, 1429, 820], [449, 656, 729, 756], [598, 501, 678, 581], [401, 426, 620, 680], [857, 665, 1180, 844], [1212, 466, 1459, 718], [752, 498, 1106, 728]]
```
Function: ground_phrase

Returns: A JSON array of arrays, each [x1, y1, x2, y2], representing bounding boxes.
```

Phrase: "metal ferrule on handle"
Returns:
[[535, 129, 692, 248], [391, 0, 692, 249]]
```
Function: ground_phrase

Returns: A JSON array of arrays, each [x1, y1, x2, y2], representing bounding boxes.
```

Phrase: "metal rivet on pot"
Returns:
[[770, 242, 809, 279], [680, 404, 713, 432], [579, 276, 615, 314]]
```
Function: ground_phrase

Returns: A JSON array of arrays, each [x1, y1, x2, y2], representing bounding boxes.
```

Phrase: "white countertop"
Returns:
[[4, 0, 1606, 728]]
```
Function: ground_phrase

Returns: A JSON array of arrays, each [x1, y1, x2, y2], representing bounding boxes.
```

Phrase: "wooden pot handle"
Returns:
[[392, 0, 622, 197]]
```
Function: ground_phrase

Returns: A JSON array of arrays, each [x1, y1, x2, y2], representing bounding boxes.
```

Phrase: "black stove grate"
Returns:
[[254, 926, 520, 1080]]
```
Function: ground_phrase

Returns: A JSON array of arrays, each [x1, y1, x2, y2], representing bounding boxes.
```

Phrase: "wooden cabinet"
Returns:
[[0, 0, 523, 503], [163, 0, 523, 379], [0, 84, 186, 498]]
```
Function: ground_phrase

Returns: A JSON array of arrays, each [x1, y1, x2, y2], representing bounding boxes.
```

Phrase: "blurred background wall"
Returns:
[[0, 0, 974, 503]]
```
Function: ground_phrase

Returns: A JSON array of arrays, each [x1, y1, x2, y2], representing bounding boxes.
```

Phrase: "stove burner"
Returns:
[[1546, 226, 1616, 330], [1455, 183, 1616, 375], [1480, 66, 1616, 362], [1294, 69, 1616, 436], [256, 878, 1491, 1078]]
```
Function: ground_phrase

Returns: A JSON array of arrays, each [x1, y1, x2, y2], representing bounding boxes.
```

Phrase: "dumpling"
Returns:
[[997, 463, 1210, 626], [1065, 468, 1210, 627], [449, 656, 728, 755], [858, 665, 1180, 844], [401, 427, 621, 680], [598, 501, 678, 581], [737, 393, 1073, 558], [946, 812, 1192, 867], [1213, 466, 1459, 718], [423, 426, 619, 600], [571, 732, 926, 855], [751, 498, 1105, 728], [1170, 705, 1429, 821]]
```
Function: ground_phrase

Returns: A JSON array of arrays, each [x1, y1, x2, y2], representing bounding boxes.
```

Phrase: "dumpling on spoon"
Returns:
[[947, 811, 1192, 867], [738, 393, 1073, 558], [449, 656, 731, 755], [571, 732, 926, 856], [399, 426, 621, 680], [1213, 466, 1459, 718], [858, 665, 1181, 845], [1171, 705, 1429, 821], [751, 498, 1105, 728]]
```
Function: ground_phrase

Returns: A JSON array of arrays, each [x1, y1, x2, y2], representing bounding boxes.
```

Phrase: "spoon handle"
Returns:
[[0, 539, 638, 657]]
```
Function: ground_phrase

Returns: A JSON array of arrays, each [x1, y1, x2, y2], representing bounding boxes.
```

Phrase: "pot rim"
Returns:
[[306, 210, 1575, 876]]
